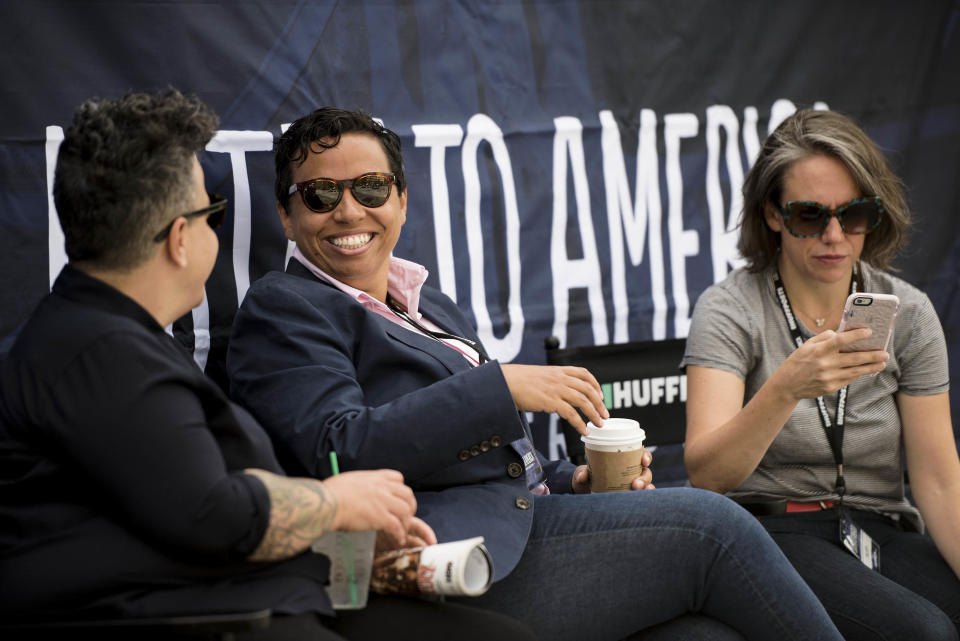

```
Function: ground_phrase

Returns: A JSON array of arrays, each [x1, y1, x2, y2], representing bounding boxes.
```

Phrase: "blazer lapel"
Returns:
[[378, 317, 472, 376], [285, 260, 475, 375]]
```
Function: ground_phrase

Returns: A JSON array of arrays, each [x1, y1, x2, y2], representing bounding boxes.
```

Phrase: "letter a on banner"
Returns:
[[550, 116, 608, 348], [600, 109, 668, 341]]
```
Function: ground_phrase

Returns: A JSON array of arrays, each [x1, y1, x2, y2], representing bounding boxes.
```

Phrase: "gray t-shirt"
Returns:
[[682, 263, 949, 529]]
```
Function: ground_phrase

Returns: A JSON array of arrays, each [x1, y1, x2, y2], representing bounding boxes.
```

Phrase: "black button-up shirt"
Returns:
[[0, 266, 329, 620]]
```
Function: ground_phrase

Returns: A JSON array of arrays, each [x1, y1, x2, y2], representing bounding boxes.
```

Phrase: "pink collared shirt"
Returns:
[[291, 248, 483, 366]]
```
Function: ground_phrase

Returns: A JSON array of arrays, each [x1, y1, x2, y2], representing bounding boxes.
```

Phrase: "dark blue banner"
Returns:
[[2, 1, 959, 454]]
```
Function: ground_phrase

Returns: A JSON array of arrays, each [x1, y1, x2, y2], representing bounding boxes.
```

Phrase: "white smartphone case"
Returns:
[[837, 293, 899, 353]]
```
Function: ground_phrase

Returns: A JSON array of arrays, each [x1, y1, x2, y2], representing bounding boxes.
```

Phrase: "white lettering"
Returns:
[[663, 113, 699, 338], [742, 106, 761, 167], [633, 378, 650, 407], [705, 105, 745, 285], [600, 110, 661, 342], [768, 99, 797, 135], [461, 114, 524, 361], [46, 126, 66, 289], [613, 380, 632, 409], [192, 296, 211, 371], [206, 130, 274, 305], [278, 126, 297, 269], [651, 377, 666, 405], [413, 124, 465, 301], [600, 109, 669, 341], [665, 375, 681, 403], [550, 116, 608, 347]]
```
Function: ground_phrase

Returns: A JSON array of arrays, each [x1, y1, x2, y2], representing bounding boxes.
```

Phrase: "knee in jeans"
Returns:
[[682, 488, 766, 536]]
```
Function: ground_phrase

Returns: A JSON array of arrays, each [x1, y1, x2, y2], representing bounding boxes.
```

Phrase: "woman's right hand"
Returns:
[[772, 327, 889, 402], [323, 469, 423, 545], [500, 364, 608, 434], [245, 468, 432, 561], [686, 327, 888, 494]]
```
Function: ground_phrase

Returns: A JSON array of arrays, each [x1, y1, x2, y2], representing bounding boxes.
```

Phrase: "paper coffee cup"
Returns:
[[581, 418, 646, 492], [418, 536, 492, 596], [370, 536, 493, 597]]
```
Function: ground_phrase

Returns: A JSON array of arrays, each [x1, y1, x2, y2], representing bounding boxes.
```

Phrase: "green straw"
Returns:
[[329, 451, 358, 608]]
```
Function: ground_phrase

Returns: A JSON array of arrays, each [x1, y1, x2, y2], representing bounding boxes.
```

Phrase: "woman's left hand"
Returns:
[[375, 516, 438, 553], [571, 448, 655, 493]]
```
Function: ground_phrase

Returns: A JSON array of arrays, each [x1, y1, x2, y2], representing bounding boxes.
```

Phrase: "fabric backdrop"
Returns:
[[2, 0, 958, 458]]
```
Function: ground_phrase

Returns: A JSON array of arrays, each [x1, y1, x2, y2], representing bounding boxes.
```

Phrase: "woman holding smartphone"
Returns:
[[683, 109, 960, 640]]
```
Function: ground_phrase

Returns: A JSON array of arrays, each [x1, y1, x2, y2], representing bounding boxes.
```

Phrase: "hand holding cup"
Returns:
[[575, 418, 653, 493]]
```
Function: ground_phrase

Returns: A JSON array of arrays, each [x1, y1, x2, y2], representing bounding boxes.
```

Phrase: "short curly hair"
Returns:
[[53, 88, 219, 270], [738, 109, 909, 272], [275, 107, 405, 209]]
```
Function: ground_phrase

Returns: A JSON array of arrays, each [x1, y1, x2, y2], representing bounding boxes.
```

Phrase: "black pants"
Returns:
[[758, 508, 960, 641]]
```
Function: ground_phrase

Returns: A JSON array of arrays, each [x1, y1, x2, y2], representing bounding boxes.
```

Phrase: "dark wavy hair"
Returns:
[[53, 88, 218, 270], [274, 107, 405, 209], [738, 109, 909, 272]]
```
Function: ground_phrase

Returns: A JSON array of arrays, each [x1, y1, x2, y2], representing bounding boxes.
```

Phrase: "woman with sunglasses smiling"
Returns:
[[683, 109, 960, 640], [228, 107, 848, 640]]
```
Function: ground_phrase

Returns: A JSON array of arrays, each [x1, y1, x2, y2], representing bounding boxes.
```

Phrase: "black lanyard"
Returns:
[[772, 266, 860, 501], [386, 296, 489, 365]]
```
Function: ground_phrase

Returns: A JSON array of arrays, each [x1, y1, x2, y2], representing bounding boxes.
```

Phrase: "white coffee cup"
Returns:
[[581, 418, 646, 492]]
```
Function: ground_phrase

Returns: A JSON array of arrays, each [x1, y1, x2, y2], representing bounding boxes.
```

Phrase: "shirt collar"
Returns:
[[291, 246, 430, 318], [53, 264, 166, 333]]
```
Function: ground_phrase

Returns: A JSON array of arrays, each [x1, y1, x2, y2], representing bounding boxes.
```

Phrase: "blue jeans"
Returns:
[[759, 509, 960, 641], [461, 488, 842, 641]]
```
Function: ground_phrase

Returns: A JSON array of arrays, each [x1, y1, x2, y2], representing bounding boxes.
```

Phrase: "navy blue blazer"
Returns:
[[227, 260, 576, 580]]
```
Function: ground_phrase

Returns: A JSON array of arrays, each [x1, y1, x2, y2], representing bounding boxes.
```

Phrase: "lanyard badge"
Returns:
[[839, 507, 881, 571], [773, 266, 880, 571]]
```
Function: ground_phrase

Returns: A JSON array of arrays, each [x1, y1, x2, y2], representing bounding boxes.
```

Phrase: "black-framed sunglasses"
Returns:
[[774, 196, 884, 238], [288, 172, 396, 213], [153, 193, 228, 242]]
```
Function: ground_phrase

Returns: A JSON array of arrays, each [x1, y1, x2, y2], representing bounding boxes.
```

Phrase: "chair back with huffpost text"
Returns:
[[544, 336, 689, 485]]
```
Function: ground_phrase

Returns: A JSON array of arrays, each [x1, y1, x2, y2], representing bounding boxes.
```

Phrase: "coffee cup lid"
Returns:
[[580, 417, 645, 447]]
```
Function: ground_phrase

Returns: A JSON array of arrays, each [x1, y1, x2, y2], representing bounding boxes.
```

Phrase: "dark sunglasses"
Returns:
[[153, 193, 228, 242], [774, 196, 884, 238], [288, 172, 396, 213]]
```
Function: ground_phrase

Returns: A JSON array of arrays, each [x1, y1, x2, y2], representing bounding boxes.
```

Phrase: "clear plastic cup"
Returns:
[[312, 530, 376, 609]]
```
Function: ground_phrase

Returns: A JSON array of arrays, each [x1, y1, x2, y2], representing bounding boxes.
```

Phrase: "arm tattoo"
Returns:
[[247, 471, 338, 561]]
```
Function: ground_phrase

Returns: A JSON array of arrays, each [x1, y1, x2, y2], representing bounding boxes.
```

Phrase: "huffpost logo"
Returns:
[[600, 375, 687, 410]]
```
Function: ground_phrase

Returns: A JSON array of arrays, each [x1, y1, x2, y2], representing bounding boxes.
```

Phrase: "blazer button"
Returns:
[[480, 440, 491, 452], [458, 449, 470, 461], [515, 496, 531, 510], [507, 462, 524, 478], [490, 435, 502, 447], [470, 445, 481, 457]]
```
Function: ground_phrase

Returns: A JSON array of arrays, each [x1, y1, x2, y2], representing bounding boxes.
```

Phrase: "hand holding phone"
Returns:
[[837, 293, 899, 353]]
